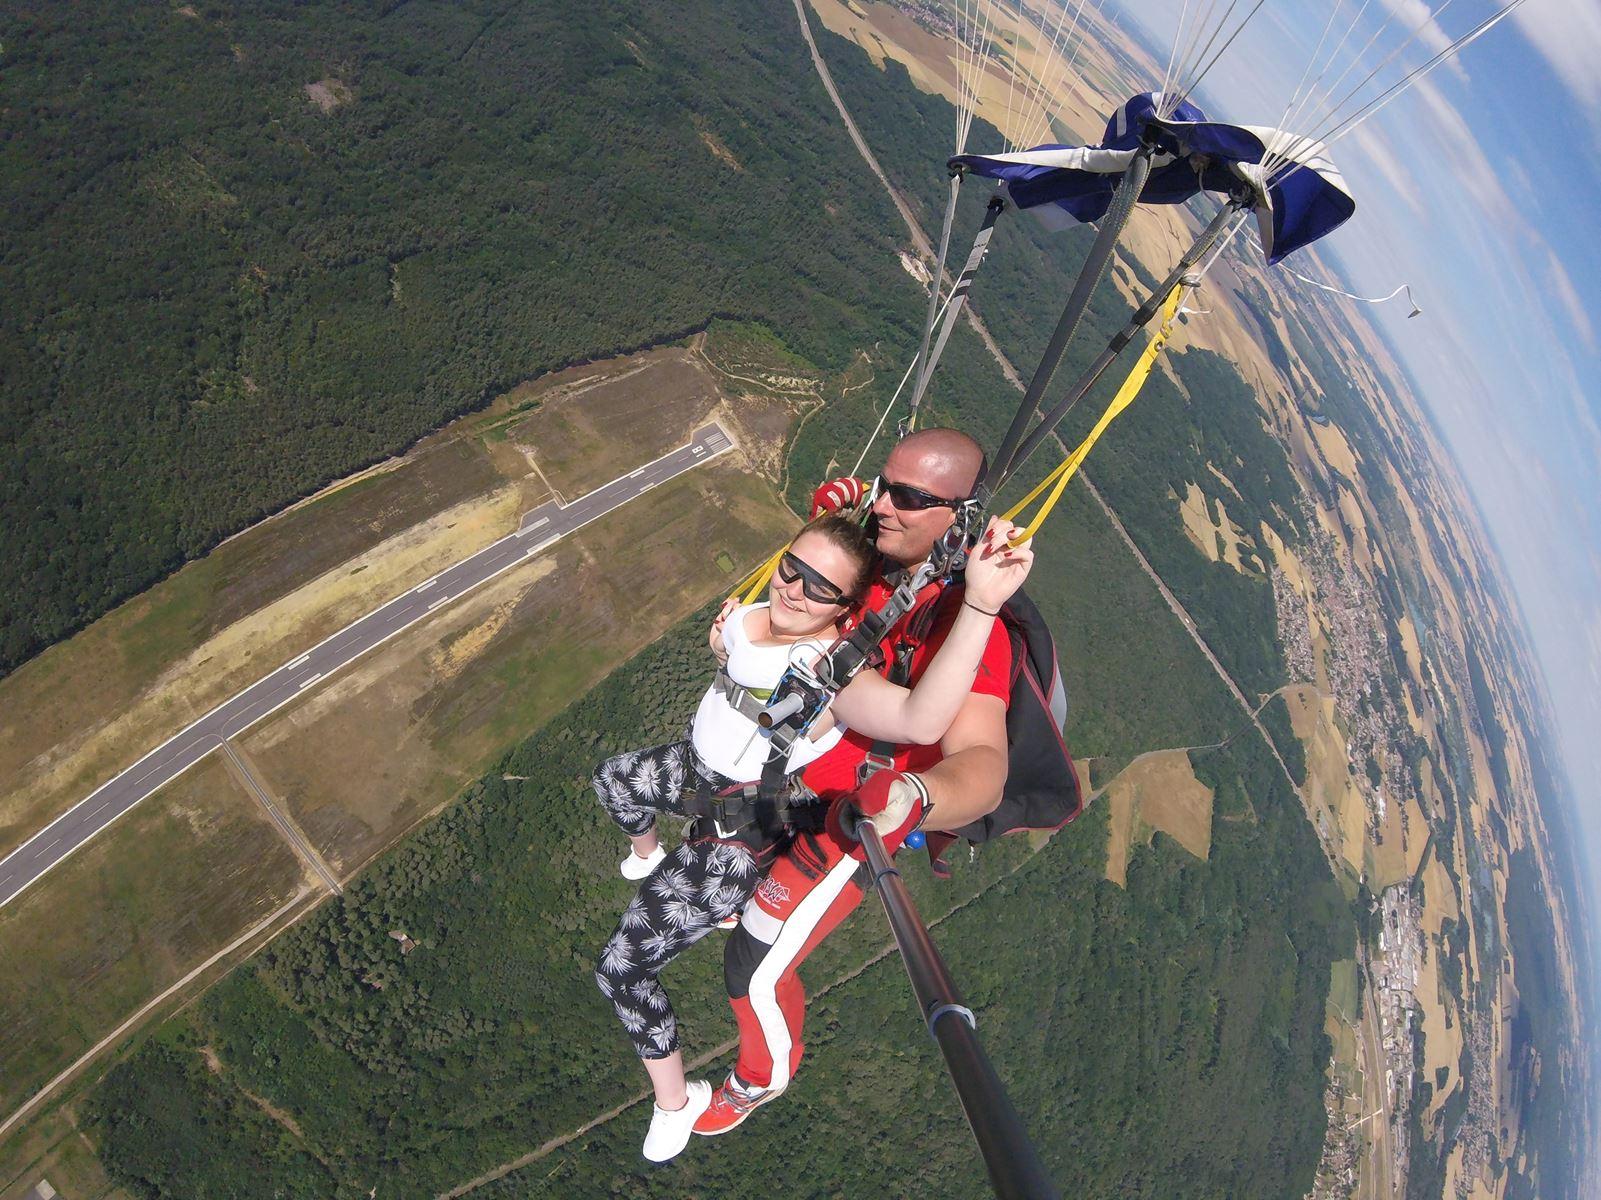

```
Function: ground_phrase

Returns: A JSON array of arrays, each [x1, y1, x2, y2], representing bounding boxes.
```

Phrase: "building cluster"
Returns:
[[1270, 509, 1422, 849], [1305, 1077, 1361, 1199], [1375, 884, 1424, 1193]]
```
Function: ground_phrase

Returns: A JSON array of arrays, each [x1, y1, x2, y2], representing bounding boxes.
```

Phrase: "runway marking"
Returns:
[[629, 468, 644, 478], [415, 579, 436, 592], [519, 518, 550, 536], [288, 653, 311, 670], [296, 673, 324, 690], [427, 595, 454, 611]]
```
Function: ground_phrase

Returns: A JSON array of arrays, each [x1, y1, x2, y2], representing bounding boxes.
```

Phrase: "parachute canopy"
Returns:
[[951, 92, 1356, 264]]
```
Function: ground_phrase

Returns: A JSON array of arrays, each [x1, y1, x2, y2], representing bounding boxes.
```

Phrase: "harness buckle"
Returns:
[[858, 750, 898, 785]]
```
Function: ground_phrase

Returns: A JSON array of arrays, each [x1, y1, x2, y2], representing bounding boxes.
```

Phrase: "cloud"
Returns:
[[1343, 124, 1429, 217], [1370, 0, 1472, 84], [1513, 0, 1601, 117], [1542, 246, 1600, 353]]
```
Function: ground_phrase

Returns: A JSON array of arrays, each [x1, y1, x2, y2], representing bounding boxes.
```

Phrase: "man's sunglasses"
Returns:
[[776, 551, 852, 606], [873, 474, 967, 512]]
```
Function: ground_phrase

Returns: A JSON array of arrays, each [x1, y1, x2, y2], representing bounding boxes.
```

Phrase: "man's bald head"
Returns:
[[886, 427, 986, 500]]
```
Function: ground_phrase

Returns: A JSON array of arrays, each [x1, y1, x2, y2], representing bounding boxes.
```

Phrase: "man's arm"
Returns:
[[918, 692, 1009, 831]]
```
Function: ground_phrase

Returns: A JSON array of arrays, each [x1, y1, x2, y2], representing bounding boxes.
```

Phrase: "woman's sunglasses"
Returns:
[[776, 551, 852, 606], [873, 474, 965, 511]]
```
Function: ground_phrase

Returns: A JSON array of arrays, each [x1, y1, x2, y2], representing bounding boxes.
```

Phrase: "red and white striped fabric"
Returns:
[[809, 476, 866, 518]]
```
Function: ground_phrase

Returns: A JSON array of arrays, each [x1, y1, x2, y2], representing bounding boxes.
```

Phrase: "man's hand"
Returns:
[[810, 476, 866, 518], [826, 769, 929, 859]]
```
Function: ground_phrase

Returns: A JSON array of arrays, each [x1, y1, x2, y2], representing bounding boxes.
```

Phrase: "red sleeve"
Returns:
[[917, 606, 1013, 707], [972, 616, 1014, 705]]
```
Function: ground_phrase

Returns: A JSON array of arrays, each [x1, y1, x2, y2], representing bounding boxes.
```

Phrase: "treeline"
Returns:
[[3, 0, 926, 675]]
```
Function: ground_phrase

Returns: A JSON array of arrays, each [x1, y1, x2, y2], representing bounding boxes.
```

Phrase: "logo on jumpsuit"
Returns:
[[756, 875, 791, 908]]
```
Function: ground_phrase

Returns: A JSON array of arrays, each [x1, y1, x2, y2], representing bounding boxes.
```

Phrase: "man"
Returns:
[[695, 426, 1013, 1134]]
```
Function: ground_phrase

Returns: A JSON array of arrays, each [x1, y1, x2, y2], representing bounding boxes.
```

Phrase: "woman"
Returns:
[[591, 514, 1033, 1161]]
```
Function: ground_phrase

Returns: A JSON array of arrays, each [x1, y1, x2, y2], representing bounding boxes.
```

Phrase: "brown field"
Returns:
[[241, 463, 794, 876], [0, 755, 306, 1118], [1103, 749, 1213, 886]]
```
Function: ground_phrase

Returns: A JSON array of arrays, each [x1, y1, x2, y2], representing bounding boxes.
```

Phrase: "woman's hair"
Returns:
[[797, 514, 878, 599]]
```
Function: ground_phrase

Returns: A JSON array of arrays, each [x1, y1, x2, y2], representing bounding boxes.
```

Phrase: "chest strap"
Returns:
[[714, 669, 798, 755]]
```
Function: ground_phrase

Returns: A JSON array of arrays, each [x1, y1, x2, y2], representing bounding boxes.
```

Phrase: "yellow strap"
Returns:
[[735, 543, 789, 605], [1002, 283, 1185, 545]]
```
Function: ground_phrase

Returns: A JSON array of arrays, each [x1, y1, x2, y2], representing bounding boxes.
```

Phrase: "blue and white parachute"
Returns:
[[951, 93, 1356, 265]]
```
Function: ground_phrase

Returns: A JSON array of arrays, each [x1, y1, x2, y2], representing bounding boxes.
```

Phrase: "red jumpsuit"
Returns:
[[719, 578, 1012, 1093]]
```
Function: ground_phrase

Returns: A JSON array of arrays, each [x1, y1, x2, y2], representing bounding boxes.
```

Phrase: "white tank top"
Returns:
[[691, 603, 844, 781]]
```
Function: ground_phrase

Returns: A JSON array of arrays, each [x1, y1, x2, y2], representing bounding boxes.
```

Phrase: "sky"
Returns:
[[1103, 0, 1601, 999]]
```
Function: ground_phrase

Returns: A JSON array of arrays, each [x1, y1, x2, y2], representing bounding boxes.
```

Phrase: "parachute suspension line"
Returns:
[[1259, 0, 1412, 179], [1271, 0, 1357, 139], [1162, 0, 1231, 117], [1170, 0, 1270, 114], [1283, 267, 1422, 315], [1301, 0, 1532, 157], [983, 147, 1155, 496], [999, 0, 1026, 149], [1159, 0, 1194, 102], [1265, 0, 1466, 178], [1002, 282, 1188, 545], [1012, 0, 1093, 152], [849, 818, 1062, 1200], [1004, 200, 1243, 480], [905, 191, 1008, 430]]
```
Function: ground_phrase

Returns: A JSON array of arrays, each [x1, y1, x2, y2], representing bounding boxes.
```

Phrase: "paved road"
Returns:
[[0, 424, 734, 909]]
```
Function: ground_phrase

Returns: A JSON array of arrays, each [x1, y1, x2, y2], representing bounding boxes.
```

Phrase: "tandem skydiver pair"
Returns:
[[588, 427, 1077, 1162]]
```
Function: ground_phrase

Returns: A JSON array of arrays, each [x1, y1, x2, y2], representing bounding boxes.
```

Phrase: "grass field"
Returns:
[[0, 755, 306, 1120]]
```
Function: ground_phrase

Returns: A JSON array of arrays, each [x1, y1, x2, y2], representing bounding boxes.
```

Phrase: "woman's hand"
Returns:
[[709, 595, 739, 664], [963, 517, 1034, 613]]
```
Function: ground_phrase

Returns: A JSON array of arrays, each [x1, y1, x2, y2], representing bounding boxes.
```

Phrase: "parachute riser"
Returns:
[[999, 197, 1244, 486], [903, 184, 1008, 438], [905, 166, 967, 437], [985, 144, 1156, 494]]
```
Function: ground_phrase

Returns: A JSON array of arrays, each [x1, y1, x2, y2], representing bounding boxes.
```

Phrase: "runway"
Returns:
[[0, 423, 734, 909]]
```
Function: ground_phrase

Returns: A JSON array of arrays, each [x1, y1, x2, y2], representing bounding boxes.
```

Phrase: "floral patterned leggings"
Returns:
[[592, 740, 758, 1059]]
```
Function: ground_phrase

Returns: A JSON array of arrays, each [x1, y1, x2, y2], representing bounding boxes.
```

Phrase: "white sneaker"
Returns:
[[642, 1079, 712, 1162], [621, 845, 666, 881]]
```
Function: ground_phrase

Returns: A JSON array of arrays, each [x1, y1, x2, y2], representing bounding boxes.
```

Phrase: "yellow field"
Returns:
[[1103, 749, 1213, 886]]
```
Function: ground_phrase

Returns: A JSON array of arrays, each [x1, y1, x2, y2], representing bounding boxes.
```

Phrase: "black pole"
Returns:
[[983, 146, 1154, 499], [1001, 200, 1243, 482], [849, 813, 1061, 1200]]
